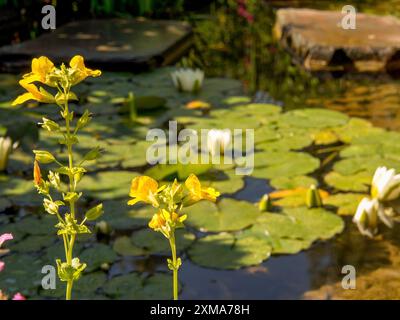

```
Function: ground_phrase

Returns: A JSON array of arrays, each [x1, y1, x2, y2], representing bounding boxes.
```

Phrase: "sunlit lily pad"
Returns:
[[324, 171, 371, 192], [80, 171, 139, 200], [270, 175, 317, 190], [186, 198, 260, 232], [279, 108, 348, 129], [325, 193, 366, 216], [252, 152, 320, 179], [188, 233, 271, 270]]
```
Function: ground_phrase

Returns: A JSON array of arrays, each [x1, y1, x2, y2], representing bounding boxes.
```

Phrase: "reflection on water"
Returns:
[[190, 0, 400, 299], [193, 0, 400, 130]]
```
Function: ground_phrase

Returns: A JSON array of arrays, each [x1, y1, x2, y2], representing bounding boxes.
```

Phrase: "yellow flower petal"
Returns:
[[128, 176, 159, 207], [69, 55, 101, 85]]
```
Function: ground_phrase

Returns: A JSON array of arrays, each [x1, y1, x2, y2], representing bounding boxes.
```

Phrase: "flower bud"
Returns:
[[76, 110, 92, 131], [258, 194, 272, 212], [33, 160, 42, 185], [306, 184, 322, 208], [33, 150, 56, 164], [40, 117, 60, 132]]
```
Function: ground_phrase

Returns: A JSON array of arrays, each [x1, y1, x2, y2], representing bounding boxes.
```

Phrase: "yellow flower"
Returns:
[[128, 176, 159, 207], [149, 211, 167, 231], [185, 100, 210, 110], [184, 174, 220, 205], [12, 79, 55, 106], [69, 55, 101, 85], [148, 209, 187, 238], [22, 56, 56, 86]]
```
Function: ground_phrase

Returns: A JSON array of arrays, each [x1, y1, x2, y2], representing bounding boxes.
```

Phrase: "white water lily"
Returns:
[[371, 166, 400, 201], [0, 137, 13, 171], [171, 68, 204, 92], [207, 129, 231, 156], [353, 197, 380, 238]]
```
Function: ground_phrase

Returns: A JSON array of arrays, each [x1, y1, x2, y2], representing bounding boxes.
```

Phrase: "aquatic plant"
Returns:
[[12, 56, 103, 300], [306, 184, 323, 209], [170, 68, 204, 93], [353, 166, 400, 237], [207, 129, 231, 157], [128, 174, 219, 300]]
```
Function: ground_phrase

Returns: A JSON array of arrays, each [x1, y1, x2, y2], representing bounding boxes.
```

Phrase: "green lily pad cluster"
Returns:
[[0, 67, 398, 298]]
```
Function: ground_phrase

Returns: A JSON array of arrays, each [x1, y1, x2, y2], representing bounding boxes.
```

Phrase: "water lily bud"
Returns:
[[258, 194, 272, 212], [371, 166, 400, 201], [41, 117, 60, 132], [353, 197, 379, 237], [0, 137, 13, 171], [170, 68, 204, 93], [306, 184, 322, 208], [33, 150, 56, 164]]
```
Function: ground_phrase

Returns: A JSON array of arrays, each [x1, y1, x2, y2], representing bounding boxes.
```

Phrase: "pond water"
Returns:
[[183, 0, 400, 299], [2, 1, 400, 300]]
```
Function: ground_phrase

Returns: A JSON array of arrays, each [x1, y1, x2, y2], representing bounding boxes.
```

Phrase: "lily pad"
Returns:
[[188, 233, 271, 270], [113, 236, 146, 256], [186, 198, 260, 232], [102, 200, 153, 230], [270, 175, 317, 190], [131, 229, 195, 255], [324, 171, 371, 192], [252, 152, 320, 179], [80, 243, 118, 272], [325, 193, 366, 216], [79, 171, 140, 200]]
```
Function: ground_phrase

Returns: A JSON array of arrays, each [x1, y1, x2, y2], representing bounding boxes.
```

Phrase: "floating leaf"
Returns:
[[80, 243, 118, 272], [131, 229, 195, 255], [113, 236, 146, 256], [186, 198, 260, 232], [325, 193, 366, 216], [325, 171, 371, 192], [188, 233, 271, 270], [270, 175, 317, 190]]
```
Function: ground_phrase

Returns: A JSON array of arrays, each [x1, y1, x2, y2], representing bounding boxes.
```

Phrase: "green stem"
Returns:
[[169, 233, 179, 301], [66, 280, 73, 300], [64, 87, 77, 300]]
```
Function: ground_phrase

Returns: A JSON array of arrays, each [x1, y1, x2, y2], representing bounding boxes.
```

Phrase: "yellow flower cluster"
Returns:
[[128, 174, 220, 239], [12, 55, 101, 106]]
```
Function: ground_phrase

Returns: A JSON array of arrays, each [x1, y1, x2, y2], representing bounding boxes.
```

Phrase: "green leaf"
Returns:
[[85, 203, 104, 221]]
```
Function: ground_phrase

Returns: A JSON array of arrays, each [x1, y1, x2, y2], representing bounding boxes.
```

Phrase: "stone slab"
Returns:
[[274, 8, 400, 73], [0, 18, 192, 72]]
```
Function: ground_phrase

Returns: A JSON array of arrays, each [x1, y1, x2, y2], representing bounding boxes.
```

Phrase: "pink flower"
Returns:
[[0, 233, 13, 247], [12, 293, 26, 300], [0, 261, 4, 272]]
